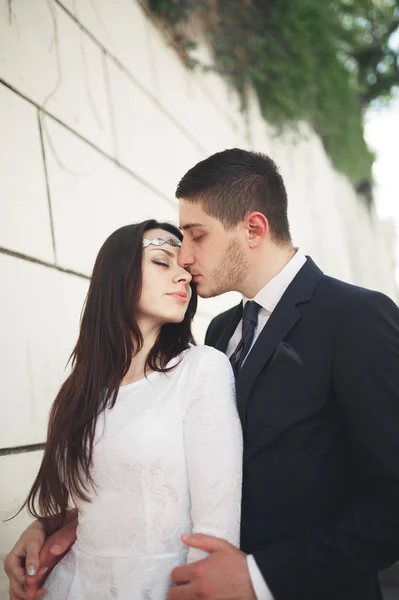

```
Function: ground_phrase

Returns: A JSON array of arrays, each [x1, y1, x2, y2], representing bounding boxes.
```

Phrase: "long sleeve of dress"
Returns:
[[183, 348, 243, 563]]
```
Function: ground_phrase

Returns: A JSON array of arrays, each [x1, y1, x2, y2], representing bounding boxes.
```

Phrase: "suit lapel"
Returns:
[[213, 302, 243, 353], [235, 257, 323, 425]]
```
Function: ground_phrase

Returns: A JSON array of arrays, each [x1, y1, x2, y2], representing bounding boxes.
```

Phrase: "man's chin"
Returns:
[[196, 282, 223, 299]]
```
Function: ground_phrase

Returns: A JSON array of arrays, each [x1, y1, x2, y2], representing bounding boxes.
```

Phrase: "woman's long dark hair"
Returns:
[[23, 220, 197, 527]]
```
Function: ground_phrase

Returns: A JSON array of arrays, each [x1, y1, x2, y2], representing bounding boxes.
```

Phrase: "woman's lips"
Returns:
[[167, 292, 188, 302]]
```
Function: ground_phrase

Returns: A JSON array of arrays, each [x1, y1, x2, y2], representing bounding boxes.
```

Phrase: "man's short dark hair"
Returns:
[[176, 148, 291, 244]]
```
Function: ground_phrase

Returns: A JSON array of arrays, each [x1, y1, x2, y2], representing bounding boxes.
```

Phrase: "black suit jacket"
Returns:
[[205, 257, 399, 600]]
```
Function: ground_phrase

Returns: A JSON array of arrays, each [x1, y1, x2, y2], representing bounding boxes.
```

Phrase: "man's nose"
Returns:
[[177, 245, 194, 268]]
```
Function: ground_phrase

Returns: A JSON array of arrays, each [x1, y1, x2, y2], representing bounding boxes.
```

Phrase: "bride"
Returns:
[[10, 219, 242, 600]]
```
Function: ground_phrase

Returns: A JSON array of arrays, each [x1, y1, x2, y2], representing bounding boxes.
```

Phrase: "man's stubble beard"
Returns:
[[198, 240, 250, 299]]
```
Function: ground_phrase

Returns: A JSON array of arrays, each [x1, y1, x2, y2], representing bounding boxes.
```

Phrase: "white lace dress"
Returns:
[[44, 346, 243, 599]]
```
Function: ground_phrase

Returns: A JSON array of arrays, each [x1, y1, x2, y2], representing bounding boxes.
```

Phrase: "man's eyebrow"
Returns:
[[149, 248, 175, 257], [180, 223, 204, 231]]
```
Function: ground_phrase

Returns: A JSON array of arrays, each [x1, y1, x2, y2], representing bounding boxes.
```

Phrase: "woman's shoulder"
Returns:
[[180, 345, 232, 371], [178, 346, 236, 409]]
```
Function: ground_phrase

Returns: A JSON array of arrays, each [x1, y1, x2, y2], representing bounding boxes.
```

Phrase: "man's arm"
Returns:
[[253, 290, 399, 599], [247, 555, 274, 599]]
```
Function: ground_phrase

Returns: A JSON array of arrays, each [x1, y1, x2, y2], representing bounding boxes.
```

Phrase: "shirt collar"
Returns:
[[243, 249, 307, 314]]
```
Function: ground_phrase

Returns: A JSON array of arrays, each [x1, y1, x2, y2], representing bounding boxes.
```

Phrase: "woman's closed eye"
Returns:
[[152, 260, 169, 268]]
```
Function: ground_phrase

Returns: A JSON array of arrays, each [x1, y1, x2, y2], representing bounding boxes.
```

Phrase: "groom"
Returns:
[[169, 149, 399, 600], [6, 149, 399, 600]]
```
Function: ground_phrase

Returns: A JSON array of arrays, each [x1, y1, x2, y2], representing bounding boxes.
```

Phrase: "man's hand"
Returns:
[[4, 518, 78, 600], [168, 534, 257, 600]]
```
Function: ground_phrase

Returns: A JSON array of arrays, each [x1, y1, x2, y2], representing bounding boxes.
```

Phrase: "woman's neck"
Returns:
[[121, 320, 161, 386]]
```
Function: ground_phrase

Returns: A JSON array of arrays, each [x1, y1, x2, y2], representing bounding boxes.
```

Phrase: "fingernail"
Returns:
[[181, 534, 190, 541], [50, 545, 61, 555], [27, 564, 37, 576]]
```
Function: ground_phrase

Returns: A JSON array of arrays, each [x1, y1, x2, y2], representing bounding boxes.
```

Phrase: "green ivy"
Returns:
[[149, 0, 399, 185]]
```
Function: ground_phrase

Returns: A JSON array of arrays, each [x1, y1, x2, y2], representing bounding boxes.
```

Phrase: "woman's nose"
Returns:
[[174, 266, 192, 284]]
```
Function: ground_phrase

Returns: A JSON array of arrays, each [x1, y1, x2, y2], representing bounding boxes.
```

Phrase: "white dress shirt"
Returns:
[[225, 249, 307, 600]]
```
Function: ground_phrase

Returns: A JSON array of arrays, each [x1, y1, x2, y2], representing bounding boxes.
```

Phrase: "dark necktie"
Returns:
[[230, 301, 260, 374]]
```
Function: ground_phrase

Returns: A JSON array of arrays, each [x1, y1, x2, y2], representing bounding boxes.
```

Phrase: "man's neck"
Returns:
[[239, 245, 297, 299]]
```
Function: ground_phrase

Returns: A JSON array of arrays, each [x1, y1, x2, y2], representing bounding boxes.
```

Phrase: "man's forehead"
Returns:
[[178, 200, 213, 230]]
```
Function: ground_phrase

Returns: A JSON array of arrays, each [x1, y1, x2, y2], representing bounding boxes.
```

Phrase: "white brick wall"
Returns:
[[0, 254, 88, 448], [0, 86, 55, 262], [42, 116, 177, 274], [0, 2, 397, 597]]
